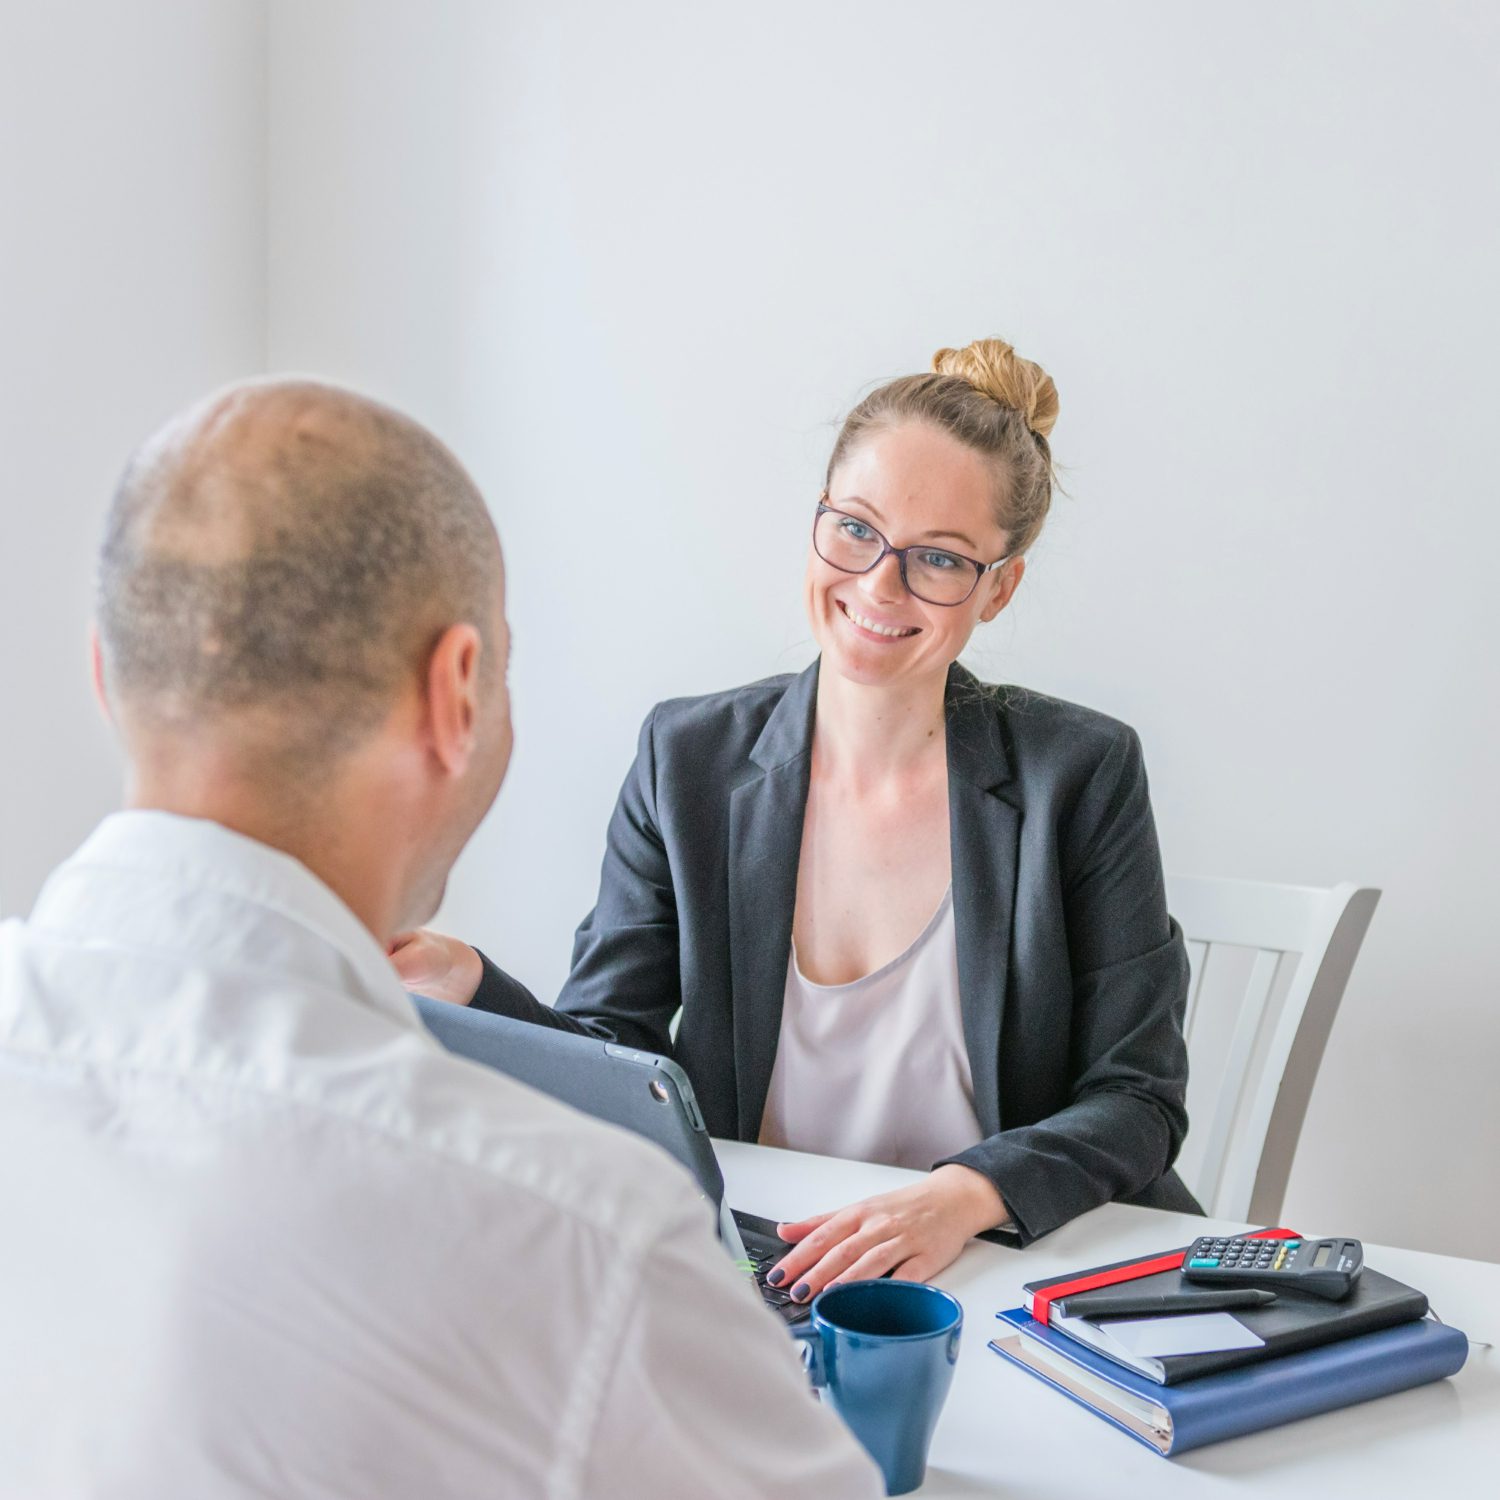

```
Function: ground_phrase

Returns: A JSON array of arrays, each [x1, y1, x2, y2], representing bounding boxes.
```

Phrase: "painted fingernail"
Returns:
[[792, 1282, 811, 1302], [767, 1268, 785, 1287]]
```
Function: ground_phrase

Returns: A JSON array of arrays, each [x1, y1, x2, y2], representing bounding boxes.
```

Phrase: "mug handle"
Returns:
[[790, 1321, 827, 1388]]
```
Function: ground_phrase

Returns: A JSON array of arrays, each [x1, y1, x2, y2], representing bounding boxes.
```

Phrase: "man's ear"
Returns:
[[89, 627, 114, 725], [978, 556, 1025, 624], [424, 623, 484, 777]]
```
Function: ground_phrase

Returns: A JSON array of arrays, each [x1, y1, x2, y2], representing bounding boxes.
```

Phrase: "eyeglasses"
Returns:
[[812, 500, 1011, 607]]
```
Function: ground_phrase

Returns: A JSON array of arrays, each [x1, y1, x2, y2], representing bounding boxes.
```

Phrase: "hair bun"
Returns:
[[932, 339, 1059, 440]]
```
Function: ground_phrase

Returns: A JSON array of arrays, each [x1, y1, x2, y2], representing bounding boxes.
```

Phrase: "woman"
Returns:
[[393, 338, 1198, 1301]]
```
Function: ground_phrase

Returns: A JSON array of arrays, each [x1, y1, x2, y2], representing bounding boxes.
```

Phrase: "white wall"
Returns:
[[268, 0, 1500, 1261], [0, 0, 268, 909]]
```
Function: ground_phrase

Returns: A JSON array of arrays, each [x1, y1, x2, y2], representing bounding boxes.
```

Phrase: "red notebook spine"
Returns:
[[1029, 1227, 1300, 1326]]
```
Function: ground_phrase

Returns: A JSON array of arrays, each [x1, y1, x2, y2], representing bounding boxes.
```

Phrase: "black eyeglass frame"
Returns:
[[813, 499, 1012, 608]]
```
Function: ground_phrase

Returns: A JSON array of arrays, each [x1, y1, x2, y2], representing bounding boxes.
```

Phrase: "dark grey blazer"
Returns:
[[473, 660, 1201, 1243]]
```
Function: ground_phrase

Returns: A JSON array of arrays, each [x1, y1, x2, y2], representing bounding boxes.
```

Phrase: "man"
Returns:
[[0, 381, 880, 1498]]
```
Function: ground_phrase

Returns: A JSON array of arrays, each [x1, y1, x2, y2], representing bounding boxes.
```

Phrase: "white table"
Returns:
[[719, 1140, 1500, 1497]]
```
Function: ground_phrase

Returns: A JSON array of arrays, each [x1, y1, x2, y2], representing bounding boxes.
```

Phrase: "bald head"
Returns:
[[97, 379, 502, 773]]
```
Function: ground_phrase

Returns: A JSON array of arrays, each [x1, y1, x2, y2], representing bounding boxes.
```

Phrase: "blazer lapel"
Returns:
[[945, 665, 1019, 1139], [727, 661, 820, 1139]]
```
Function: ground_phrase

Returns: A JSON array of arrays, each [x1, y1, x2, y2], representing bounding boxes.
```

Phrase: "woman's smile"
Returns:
[[836, 598, 922, 640]]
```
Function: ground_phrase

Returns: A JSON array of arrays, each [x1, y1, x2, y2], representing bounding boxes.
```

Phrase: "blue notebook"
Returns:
[[990, 1308, 1468, 1456]]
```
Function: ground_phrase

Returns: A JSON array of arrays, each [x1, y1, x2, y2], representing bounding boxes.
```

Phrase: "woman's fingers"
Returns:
[[782, 1219, 903, 1301], [386, 930, 482, 1005], [775, 1210, 834, 1243], [388, 931, 442, 986], [778, 1209, 865, 1271], [768, 1174, 986, 1300], [825, 1239, 909, 1289], [769, 1207, 897, 1297], [891, 1252, 945, 1285], [767, 1209, 857, 1287]]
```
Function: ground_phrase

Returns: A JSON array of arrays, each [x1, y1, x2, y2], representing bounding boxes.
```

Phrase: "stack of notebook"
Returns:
[[988, 1233, 1469, 1455]]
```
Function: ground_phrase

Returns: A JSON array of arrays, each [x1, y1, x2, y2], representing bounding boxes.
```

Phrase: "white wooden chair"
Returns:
[[1166, 876, 1380, 1224]]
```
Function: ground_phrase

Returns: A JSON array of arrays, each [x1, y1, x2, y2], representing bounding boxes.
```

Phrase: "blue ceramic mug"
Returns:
[[792, 1279, 963, 1495]]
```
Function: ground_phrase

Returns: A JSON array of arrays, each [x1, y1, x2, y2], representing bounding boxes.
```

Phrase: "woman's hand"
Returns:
[[387, 929, 484, 1006], [767, 1164, 1008, 1303]]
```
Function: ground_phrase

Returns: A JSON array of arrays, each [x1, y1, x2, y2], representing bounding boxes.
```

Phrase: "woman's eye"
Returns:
[[919, 550, 960, 571], [838, 519, 874, 542]]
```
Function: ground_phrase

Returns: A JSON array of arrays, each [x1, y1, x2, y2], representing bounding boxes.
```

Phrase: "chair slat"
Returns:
[[1192, 948, 1284, 1216], [1166, 876, 1380, 1223], [1183, 939, 1210, 1040]]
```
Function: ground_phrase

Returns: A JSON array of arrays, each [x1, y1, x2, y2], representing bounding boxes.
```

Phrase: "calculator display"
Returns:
[[1313, 1245, 1331, 1268]]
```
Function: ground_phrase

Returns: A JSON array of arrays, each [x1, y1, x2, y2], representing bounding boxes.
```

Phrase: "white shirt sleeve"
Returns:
[[578, 1197, 884, 1500]]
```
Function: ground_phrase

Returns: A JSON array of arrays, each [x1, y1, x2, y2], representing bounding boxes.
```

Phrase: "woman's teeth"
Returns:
[[840, 601, 918, 638]]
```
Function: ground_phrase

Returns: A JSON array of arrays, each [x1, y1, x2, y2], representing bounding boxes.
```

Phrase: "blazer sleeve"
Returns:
[[937, 725, 1192, 1244], [466, 949, 592, 1030], [554, 705, 683, 1052], [469, 708, 681, 1055]]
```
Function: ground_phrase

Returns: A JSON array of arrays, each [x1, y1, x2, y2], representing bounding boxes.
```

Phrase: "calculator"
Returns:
[[1181, 1235, 1364, 1300]]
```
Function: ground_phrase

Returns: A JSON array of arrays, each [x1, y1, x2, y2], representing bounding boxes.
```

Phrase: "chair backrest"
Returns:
[[1166, 875, 1380, 1223]]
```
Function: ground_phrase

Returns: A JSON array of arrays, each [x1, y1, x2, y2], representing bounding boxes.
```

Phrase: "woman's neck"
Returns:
[[812, 663, 949, 782]]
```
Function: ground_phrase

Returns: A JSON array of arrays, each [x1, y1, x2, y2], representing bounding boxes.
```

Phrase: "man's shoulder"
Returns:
[[2, 924, 702, 1261], [340, 1036, 707, 1250]]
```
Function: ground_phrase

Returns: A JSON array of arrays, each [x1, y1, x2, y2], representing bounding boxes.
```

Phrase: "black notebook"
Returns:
[[1022, 1247, 1429, 1385]]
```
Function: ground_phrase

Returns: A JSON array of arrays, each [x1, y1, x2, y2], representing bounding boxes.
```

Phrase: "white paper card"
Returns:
[[1099, 1312, 1265, 1358]]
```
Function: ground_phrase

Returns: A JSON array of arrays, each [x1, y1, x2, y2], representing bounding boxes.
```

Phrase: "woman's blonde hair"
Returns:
[[825, 338, 1060, 556]]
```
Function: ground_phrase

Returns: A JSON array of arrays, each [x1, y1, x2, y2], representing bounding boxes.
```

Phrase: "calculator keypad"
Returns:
[[1187, 1235, 1302, 1271]]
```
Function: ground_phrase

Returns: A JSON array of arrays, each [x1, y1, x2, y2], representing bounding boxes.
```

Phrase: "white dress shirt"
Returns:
[[761, 886, 985, 1171], [0, 812, 880, 1500]]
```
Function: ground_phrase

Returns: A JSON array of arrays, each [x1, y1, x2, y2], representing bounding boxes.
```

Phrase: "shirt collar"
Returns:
[[32, 810, 420, 1031]]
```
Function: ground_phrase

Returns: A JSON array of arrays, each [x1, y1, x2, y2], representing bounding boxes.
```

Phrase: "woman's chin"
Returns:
[[820, 634, 923, 689]]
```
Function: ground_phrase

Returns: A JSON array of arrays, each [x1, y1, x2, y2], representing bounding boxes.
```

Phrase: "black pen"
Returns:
[[1054, 1288, 1277, 1319]]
